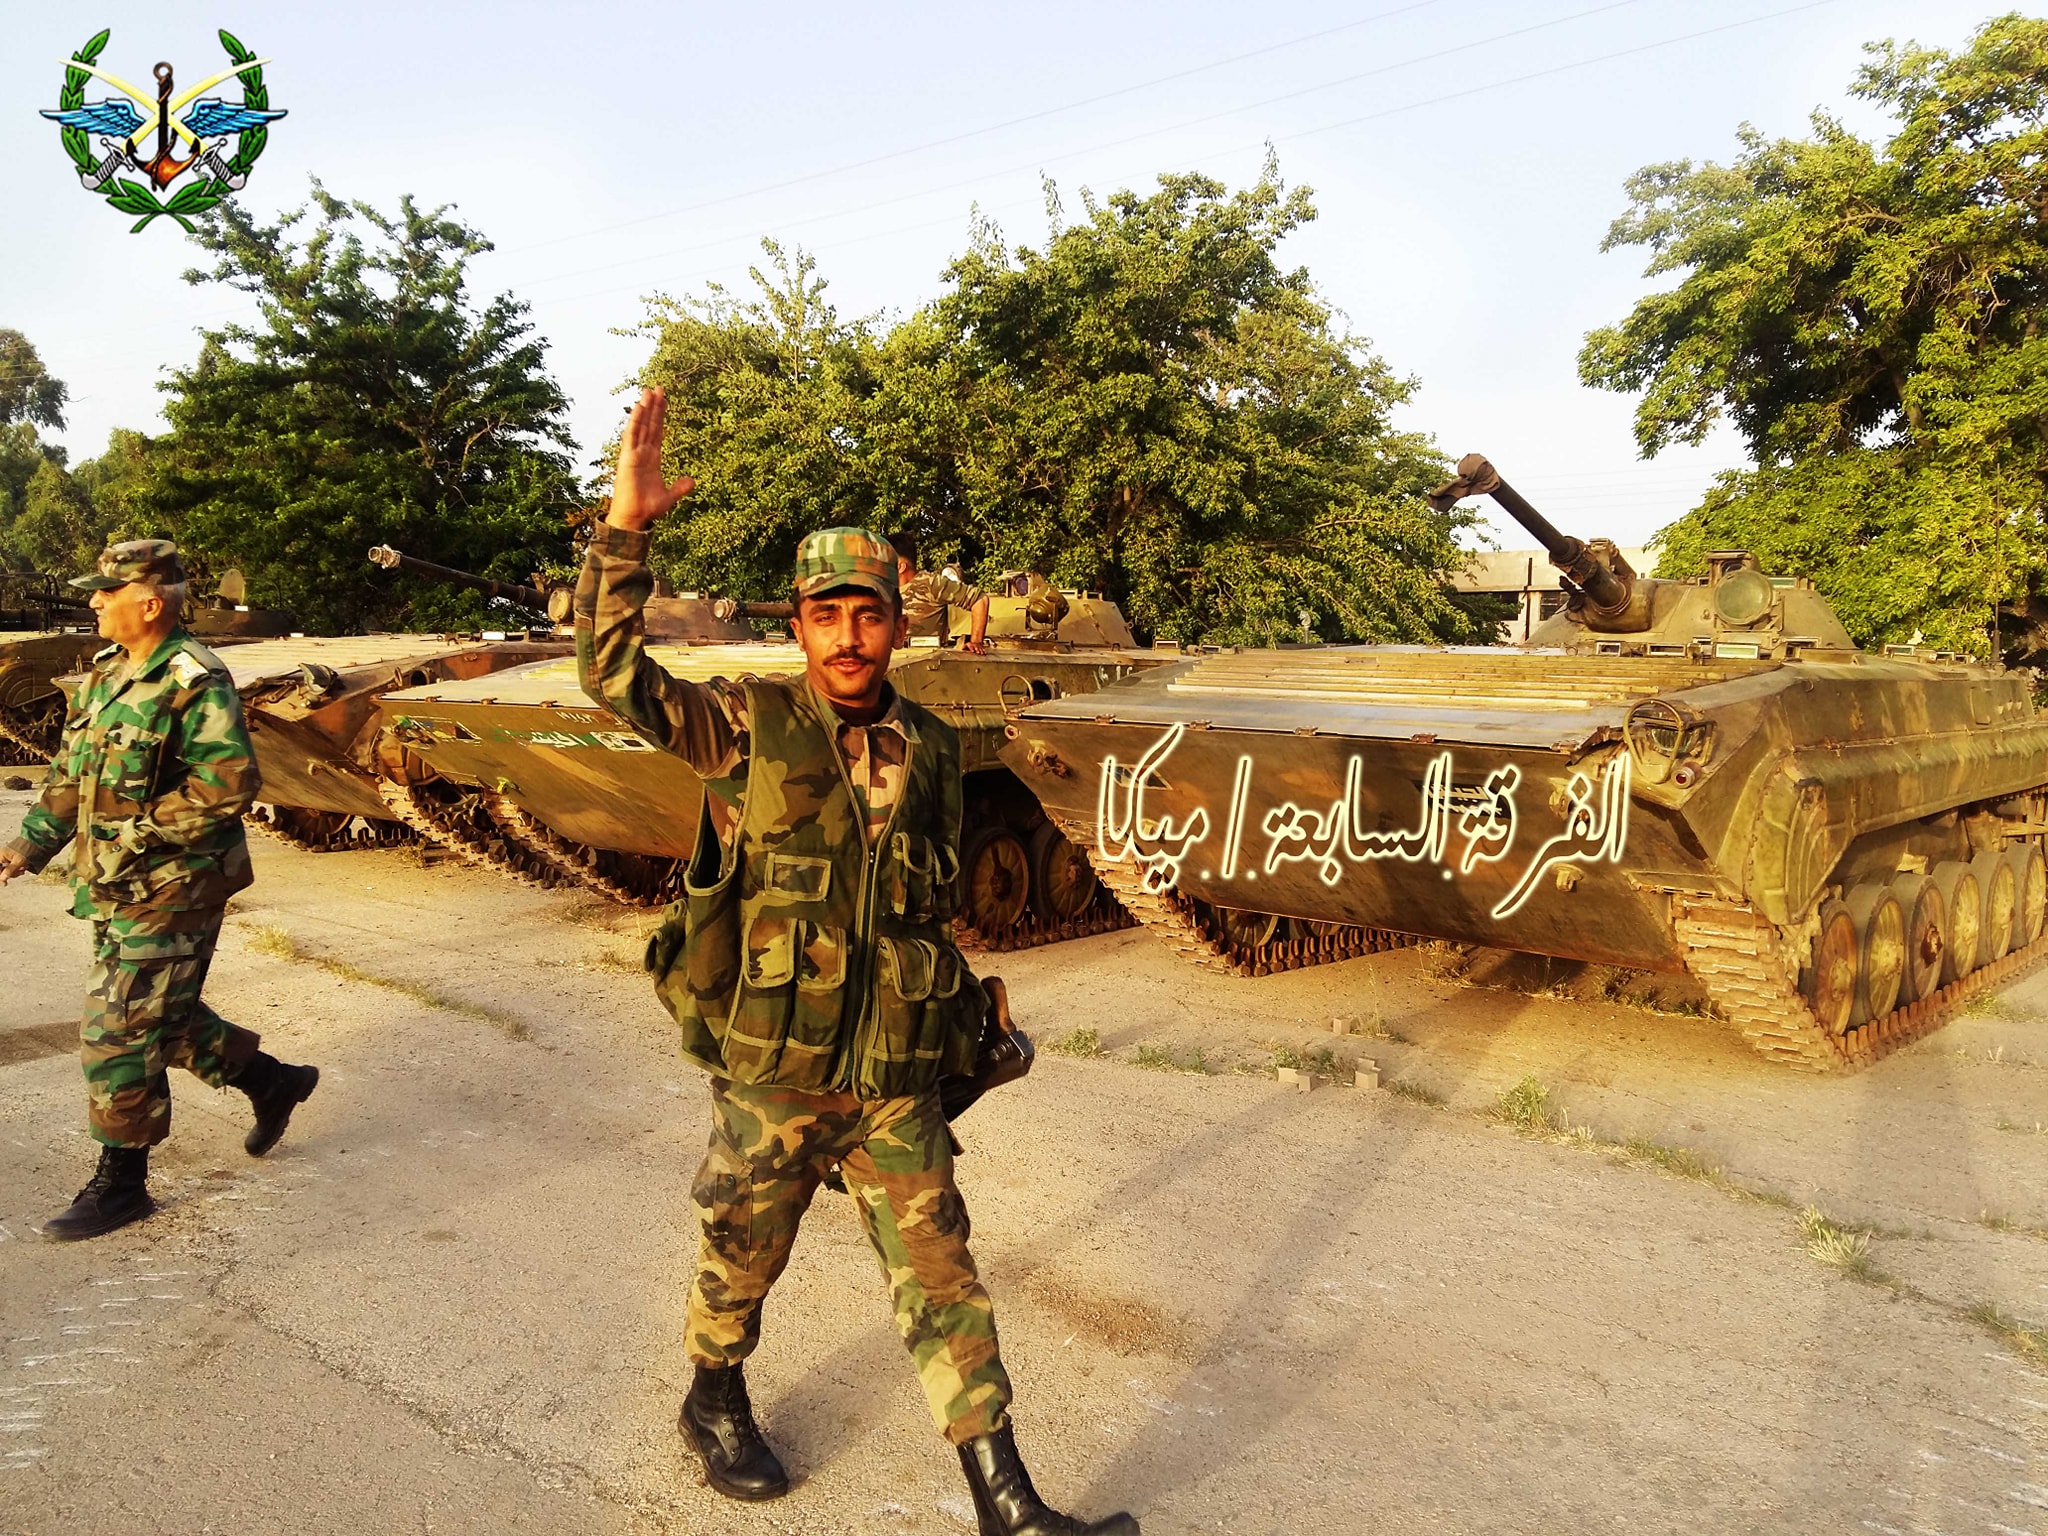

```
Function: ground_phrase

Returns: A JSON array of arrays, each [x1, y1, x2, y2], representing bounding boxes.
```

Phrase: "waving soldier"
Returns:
[[0, 541, 319, 1241], [578, 388, 1138, 1536]]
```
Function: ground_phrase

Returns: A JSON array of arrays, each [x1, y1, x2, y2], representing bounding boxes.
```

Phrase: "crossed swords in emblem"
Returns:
[[42, 56, 286, 192]]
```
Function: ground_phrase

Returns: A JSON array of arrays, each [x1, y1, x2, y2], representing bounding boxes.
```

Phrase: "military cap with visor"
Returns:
[[791, 526, 899, 605], [70, 538, 187, 592]]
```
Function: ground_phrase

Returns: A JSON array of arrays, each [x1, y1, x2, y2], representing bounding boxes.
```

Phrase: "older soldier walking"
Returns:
[[579, 388, 1137, 1536], [0, 541, 319, 1241]]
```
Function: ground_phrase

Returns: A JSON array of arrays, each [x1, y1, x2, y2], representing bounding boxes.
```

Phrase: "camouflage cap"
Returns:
[[792, 526, 898, 604], [70, 538, 186, 592]]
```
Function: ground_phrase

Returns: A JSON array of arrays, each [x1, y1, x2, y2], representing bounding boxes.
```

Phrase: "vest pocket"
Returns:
[[888, 833, 938, 920]]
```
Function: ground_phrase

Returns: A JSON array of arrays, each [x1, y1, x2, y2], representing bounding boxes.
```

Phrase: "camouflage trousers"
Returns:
[[82, 905, 259, 1149], [685, 1077, 1013, 1444]]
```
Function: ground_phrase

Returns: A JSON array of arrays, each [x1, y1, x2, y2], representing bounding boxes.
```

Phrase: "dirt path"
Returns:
[[4, 781, 2047, 1535]]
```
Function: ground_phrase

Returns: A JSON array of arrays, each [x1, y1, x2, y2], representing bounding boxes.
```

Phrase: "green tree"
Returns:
[[631, 242, 882, 598], [5, 458, 112, 575], [0, 330, 68, 431], [137, 183, 581, 632], [631, 166, 1479, 644], [1581, 13, 2048, 655]]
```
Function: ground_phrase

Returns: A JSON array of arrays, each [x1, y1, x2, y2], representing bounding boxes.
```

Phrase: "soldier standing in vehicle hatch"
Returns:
[[888, 529, 992, 654], [577, 387, 1137, 1536], [0, 540, 320, 1241]]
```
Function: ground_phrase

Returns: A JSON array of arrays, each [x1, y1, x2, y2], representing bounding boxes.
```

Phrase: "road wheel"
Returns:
[[959, 827, 1030, 935], [1890, 874, 1945, 1005], [1802, 897, 1859, 1036], [1974, 849, 2016, 963], [1931, 861, 1982, 981], [1845, 884, 1905, 1023], [1210, 905, 1280, 950], [2005, 842, 2046, 949], [1028, 821, 1100, 925]]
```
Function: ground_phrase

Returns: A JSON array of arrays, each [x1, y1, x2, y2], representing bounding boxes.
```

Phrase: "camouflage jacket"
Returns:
[[900, 566, 985, 640], [575, 523, 983, 1095], [7, 628, 258, 916]]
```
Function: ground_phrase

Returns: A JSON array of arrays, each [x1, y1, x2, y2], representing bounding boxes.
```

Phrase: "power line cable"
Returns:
[[514, 0, 1833, 313], [500, 0, 1661, 297], [504, 0, 1462, 256]]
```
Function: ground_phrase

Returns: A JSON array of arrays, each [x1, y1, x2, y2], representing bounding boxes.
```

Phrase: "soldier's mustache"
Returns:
[[827, 649, 870, 665]]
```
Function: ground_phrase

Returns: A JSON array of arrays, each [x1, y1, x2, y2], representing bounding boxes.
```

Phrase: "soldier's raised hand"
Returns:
[[607, 387, 697, 531]]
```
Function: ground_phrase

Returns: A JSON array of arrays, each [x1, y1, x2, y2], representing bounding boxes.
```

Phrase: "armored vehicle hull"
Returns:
[[214, 635, 566, 849], [0, 631, 104, 764], [373, 635, 1167, 944], [1000, 457, 2048, 1071]]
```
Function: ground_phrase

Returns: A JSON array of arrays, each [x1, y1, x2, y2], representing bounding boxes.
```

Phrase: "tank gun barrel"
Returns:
[[710, 597, 795, 623], [366, 546, 549, 610], [1428, 453, 1631, 614]]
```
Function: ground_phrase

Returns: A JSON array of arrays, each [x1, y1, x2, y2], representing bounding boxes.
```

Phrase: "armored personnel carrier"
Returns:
[[371, 573, 1172, 947], [998, 454, 2048, 1070], [219, 633, 567, 850]]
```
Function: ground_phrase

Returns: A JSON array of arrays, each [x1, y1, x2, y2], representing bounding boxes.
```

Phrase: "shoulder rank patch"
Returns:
[[169, 651, 209, 687]]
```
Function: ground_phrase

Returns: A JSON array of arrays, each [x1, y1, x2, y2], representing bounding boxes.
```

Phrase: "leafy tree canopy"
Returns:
[[0, 330, 68, 431], [634, 164, 1481, 645], [134, 182, 581, 632], [1581, 14, 2048, 655]]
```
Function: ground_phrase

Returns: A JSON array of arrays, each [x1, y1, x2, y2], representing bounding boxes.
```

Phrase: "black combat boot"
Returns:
[[42, 1145, 154, 1241], [232, 1052, 320, 1157], [679, 1362, 790, 1501], [958, 1424, 1139, 1536]]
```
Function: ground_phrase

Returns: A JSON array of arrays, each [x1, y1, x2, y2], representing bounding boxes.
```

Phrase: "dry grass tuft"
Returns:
[[1384, 1077, 1446, 1107], [245, 924, 530, 1040], [1967, 1301, 2048, 1364], [1131, 1041, 1210, 1075], [1799, 1206, 1884, 1283], [1045, 1026, 1106, 1058]]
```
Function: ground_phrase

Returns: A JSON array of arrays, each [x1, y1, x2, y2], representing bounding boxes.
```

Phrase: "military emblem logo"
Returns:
[[41, 28, 285, 233]]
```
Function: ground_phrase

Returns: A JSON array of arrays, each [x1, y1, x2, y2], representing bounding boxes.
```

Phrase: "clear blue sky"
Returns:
[[0, 0, 2012, 550]]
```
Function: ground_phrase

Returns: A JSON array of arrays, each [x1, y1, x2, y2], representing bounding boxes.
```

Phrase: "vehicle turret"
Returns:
[[1428, 453, 1855, 658]]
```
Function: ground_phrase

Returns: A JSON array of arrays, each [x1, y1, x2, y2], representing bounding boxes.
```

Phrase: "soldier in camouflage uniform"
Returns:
[[578, 388, 1137, 1536], [0, 541, 320, 1242], [888, 529, 991, 653]]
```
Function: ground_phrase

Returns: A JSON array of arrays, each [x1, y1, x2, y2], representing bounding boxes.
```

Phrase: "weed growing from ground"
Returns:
[[245, 924, 529, 1040], [1799, 1207, 1883, 1283], [1271, 1044, 1341, 1078], [1385, 1078, 1446, 1107], [1967, 1301, 2048, 1363], [1046, 1026, 1106, 1058], [1494, 1076, 1568, 1134], [1132, 1041, 1210, 1075]]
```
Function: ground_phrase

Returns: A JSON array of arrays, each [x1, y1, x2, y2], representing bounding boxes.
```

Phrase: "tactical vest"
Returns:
[[644, 677, 985, 1097]]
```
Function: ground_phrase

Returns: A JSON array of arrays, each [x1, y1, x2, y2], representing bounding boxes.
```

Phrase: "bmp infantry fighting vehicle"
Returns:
[[372, 568, 1176, 947], [999, 454, 2048, 1071], [217, 633, 566, 850]]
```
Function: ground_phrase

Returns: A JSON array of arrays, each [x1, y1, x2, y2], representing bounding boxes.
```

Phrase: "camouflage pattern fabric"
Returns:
[[792, 526, 899, 603], [81, 904, 259, 1147], [900, 567, 986, 641], [687, 1076, 1012, 1444], [7, 627, 257, 917], [574, 522, 908, 845]]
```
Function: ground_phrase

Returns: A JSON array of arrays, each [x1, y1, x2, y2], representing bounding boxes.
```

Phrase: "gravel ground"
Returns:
[[4, 777, 2048, 1536]]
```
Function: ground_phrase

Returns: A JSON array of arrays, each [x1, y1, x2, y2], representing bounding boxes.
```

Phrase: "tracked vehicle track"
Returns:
[[0, 699, 62, 765], [954, 897, 1132, 954], [1056, 816, 1419, 976], [374, 777, 579, 893], [248, 803, 416, 852], [1674, 895, 2048, 1071], [479, 791, 675, 908]]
